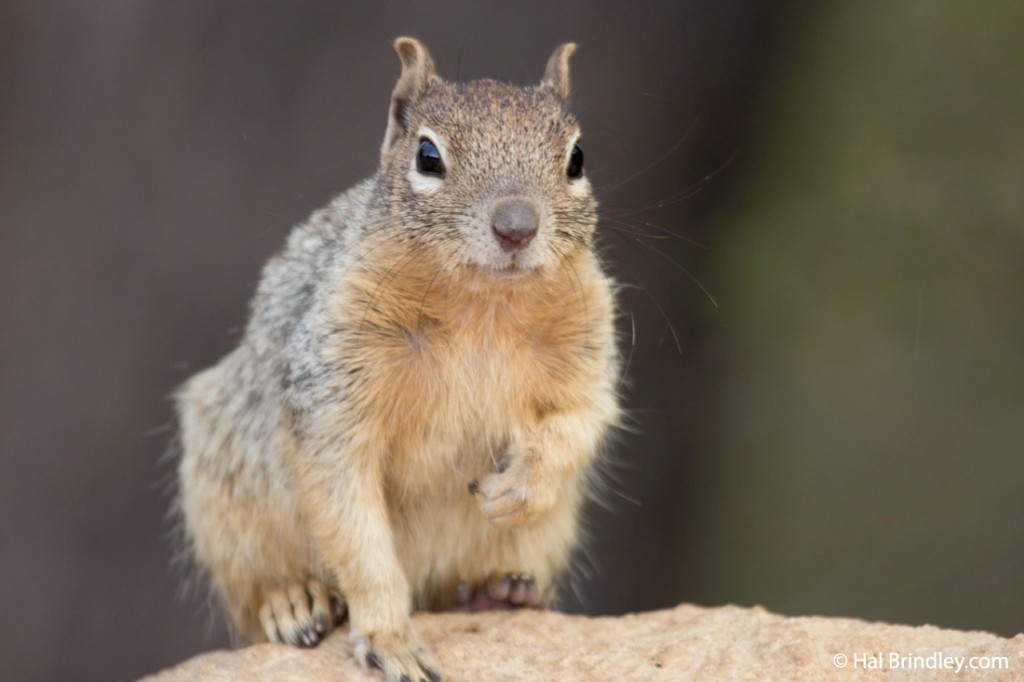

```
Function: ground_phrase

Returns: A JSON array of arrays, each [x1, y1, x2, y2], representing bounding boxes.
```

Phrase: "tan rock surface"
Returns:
[[144, 604, 1023, 681]]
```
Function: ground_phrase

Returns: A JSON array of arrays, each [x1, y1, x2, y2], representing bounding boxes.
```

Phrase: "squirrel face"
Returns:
[[376, 39, 597, 279]]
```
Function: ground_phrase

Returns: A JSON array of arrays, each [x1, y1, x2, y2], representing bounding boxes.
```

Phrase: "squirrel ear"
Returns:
[[541, 42, 577, 102], [382, 37, 440, 154]]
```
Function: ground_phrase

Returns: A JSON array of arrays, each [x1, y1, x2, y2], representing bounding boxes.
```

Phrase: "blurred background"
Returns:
[[1, 1, 1021, 680]]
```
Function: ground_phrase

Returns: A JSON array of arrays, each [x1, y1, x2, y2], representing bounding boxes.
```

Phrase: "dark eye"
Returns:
[[567, 144, 584, 179], [416, 138, 445, 177]]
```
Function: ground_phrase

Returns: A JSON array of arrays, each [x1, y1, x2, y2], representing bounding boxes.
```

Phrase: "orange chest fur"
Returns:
[[329, 258, 606, 475], [355, 296, 588, 438]]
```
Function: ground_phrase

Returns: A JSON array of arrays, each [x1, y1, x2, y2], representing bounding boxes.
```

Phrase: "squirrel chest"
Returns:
[[322, 243, 609, 495]]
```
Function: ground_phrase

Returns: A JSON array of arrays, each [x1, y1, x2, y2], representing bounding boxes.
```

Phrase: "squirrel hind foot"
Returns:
[[257, 579, 340, 647], [453, 572, 547, 612]]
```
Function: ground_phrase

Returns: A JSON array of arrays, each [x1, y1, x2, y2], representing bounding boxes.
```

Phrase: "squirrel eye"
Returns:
[[567, 144, 584, 179], [416, 138, 445, 177]]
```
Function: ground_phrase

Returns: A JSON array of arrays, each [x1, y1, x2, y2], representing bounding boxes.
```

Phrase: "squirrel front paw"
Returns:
[[471, 459, 557, 527], [351, 628, 442, 682], [258, 579, 343, 647]]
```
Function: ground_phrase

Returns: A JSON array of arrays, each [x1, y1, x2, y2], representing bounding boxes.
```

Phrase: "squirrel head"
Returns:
[[375, 37, 597, 280]]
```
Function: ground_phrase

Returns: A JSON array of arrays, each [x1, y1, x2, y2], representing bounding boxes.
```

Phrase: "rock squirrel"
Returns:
[[175, 37, 620, 682]]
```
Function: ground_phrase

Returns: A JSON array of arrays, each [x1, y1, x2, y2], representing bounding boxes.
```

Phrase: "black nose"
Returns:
[[491, 198, 539, 252]]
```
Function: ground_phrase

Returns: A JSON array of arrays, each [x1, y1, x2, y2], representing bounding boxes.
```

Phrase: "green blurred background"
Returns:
[[702, 3, 1024, 631], [1, 2, 1020, 680]]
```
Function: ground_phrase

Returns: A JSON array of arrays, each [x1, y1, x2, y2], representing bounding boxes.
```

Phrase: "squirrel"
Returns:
[[175, 37, 620, 682]]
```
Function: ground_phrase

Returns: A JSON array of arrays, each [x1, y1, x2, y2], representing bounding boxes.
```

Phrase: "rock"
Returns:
[[143, 604, 1023, 681]]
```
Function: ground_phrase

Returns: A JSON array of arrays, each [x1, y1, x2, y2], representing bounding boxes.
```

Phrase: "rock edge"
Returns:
[[144, 604, 1023, 681]]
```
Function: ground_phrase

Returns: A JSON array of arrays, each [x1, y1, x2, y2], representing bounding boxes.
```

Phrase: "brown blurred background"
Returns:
[[1, 2, 1021, 680]]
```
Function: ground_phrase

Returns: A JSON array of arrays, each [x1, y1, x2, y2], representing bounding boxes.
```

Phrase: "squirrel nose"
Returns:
[[491, 198, 539, 252]]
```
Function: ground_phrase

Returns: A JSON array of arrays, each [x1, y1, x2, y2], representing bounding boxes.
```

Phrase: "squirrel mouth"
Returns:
[[487, 264, 526, 279], [485, 256, 535, 279]]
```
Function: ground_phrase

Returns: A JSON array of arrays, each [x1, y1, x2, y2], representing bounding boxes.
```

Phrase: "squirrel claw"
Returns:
[[352, 630, 442, 682], [258, 579, 339, 647]]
